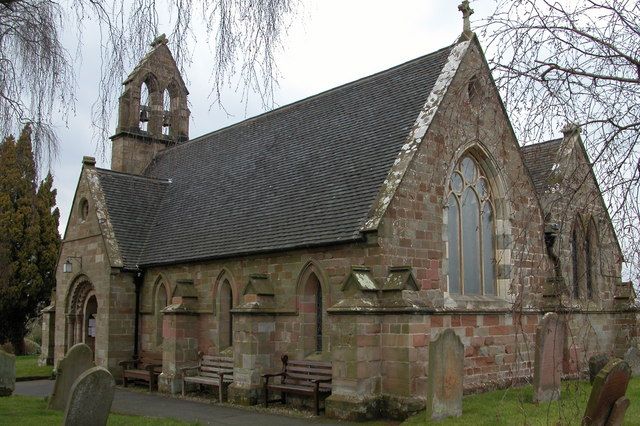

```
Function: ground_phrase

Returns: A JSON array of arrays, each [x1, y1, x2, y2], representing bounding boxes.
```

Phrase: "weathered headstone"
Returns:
[[623, 346, 640, 377], [533, 312, 564, 403], [426, 328, 464, 420], [48, 343, 95, 410], [0, 349, 16, 396], [63, 366, 115, 426], [582, 358, 631, 426], [589, 353, 611, 384]]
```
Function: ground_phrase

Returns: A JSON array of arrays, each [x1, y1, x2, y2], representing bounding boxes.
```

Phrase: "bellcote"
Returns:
[[111, 35, 190, 174]]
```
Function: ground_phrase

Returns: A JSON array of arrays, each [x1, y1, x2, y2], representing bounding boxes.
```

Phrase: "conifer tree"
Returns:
[[0, 125, 60, 354]]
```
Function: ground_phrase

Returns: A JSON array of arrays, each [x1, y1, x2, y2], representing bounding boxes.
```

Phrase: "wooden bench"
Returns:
[[119, 351, 162, 391], [263, 354, 332, 415], [180, 353, 234, 402]]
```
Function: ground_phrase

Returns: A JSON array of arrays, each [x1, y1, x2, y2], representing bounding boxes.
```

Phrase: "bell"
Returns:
[[139, 106, 149, 123], [163, 111, 171, 127]]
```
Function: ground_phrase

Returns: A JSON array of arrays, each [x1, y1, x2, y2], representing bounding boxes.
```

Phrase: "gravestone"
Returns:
[[63, 366, 115, 426], [623, 346, 640, 377], [582, 358, 631, 426], [0, 349, 16, 396], [533, 312, 564, 403], [48, 343, 95, 410], [589, 353, 611, 384], [426, 328, 464, 420]]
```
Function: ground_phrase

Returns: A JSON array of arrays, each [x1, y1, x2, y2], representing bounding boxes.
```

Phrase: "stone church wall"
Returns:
[[53, 168, 136, 373]]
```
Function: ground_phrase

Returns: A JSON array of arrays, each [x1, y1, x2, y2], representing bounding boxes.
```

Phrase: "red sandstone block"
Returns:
[[412, 334, 426, 347], [465, 327, 474, 337], [462, 316, 477, 327], [464, 346, 476, 357], [451, 316, 461, 327], [489, 325, 513, 335], [431, 317, 443, 327], [483, 315, 500, 326], [471, 336, 484, 347]]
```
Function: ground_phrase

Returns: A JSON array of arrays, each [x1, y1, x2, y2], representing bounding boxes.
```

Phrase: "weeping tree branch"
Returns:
[[0, 0, 298, 168]]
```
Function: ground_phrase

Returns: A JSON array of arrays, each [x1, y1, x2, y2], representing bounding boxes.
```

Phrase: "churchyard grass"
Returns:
[[403, 378, 640, 425], [15, 355, 52, 379], [0, 395, 198, 425]]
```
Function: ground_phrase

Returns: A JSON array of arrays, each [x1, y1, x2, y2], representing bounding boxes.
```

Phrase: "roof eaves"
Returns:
[[137, 234, 365, 269]]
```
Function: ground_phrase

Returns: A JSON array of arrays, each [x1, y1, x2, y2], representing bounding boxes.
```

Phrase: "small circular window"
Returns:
[[79, 198, 89, 221]]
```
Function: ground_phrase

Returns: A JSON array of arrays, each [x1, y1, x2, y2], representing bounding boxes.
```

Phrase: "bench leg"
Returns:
[[314, 391, 319, 416], [264, 384, 269, 408], [219, 385, 223, 404], [123, 376, 128, 387], [182, 379, 186, 397]]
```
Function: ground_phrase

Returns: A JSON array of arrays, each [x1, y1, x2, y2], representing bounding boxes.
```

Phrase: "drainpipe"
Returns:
[[133, 269, 144, 358]]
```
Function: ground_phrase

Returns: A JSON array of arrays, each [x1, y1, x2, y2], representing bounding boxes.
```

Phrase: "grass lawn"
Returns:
[[403, 378, 640, 425], [0, 395, 197, 425], [15, 355, 53, 379]]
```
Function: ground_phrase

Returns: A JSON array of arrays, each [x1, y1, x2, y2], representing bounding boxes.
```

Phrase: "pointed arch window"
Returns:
[[218, 279, 233, 350], [571, 225, 581, 299], [572, 218, 598, 300], [139, 82, 150, 132], [162, 89, 171, 136], [300, 272, 323, 355], [446, 155, 495, 295], [155, 283, 168, 346]]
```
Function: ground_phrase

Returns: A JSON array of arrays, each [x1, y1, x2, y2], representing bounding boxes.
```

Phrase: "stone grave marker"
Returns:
[[624, 346, 640, 377], [582, 358, 631, 426], [0, 349, 16, 396], [533, 312, 564, 403], [589, 353, 611, 384], [48, 343, 95, 410], [63, 366, 115, 426], [426, 328, 464, 420]]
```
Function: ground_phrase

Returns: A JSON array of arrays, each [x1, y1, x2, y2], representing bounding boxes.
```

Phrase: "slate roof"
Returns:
[[520, 139, 562, 195], [109, 44, 453, 267], [96, 169, 169, 268]]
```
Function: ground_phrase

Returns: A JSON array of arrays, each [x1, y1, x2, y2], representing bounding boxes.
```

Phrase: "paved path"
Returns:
[[15, 380, 349, 425]]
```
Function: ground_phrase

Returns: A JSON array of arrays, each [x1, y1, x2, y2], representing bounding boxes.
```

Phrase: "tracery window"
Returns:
[[446, 155, 495, 295]]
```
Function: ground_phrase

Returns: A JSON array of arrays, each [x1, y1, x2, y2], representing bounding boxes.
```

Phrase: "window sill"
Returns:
[[443, 293, 511, 311]]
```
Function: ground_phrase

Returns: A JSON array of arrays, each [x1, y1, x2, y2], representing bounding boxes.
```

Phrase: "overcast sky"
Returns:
[[51, 0, 493, 235]]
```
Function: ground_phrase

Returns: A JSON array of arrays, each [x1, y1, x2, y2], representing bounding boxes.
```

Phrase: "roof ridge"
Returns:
[[521, 138, 562, 150], [96, 167, 171, 183], [151, 43, 456, 160]]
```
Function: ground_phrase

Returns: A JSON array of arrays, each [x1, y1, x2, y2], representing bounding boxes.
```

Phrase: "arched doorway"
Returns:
[[84, 295, 97, 355], [65, 277, 97, 360]]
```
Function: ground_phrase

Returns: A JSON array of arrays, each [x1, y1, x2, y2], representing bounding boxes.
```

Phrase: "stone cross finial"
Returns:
[[458, 1, 474, 34], [150, 33, 168, 48], [561, 122, 581, 137]]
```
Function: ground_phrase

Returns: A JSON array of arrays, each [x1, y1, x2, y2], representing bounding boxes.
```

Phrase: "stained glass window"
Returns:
[[446, 155, 496, 295]]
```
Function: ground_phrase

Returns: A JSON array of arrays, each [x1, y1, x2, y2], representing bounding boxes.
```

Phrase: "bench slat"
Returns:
[[182, 355, 234, 402], [263, 356, 332, 415]]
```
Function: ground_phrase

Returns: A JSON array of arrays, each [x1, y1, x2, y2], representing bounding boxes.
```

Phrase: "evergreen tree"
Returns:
[[0, 125, 60, 354]]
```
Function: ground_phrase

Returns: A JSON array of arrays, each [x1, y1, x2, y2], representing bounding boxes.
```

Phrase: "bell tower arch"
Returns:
[[111, 34, 190, 174]]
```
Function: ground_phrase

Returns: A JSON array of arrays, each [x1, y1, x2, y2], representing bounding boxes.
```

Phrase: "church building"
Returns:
[[41, 6, 636, 420]]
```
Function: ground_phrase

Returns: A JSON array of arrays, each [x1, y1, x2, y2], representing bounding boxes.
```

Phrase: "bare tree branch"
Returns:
[[481, 0, 640, 282]]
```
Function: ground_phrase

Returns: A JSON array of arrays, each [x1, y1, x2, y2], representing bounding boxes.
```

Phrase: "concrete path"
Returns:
[[14, 380, 350, 425]]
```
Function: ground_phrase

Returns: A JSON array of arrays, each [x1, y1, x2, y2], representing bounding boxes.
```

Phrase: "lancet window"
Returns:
[[446, 154, 496, 295]]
